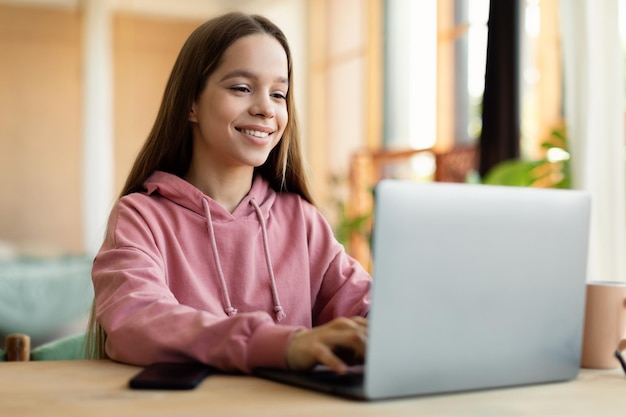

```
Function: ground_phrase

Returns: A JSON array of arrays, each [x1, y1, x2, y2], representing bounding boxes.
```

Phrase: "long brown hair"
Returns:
[[86, 12, 314, 359]]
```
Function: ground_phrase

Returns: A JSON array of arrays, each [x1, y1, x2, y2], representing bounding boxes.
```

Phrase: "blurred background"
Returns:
[[0, 0, 625, 345]]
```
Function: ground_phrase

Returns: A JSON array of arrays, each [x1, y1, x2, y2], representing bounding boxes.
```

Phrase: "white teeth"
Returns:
[[239, 128, 270, 138]]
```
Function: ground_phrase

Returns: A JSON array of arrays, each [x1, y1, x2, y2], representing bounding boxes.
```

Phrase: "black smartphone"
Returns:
[[129, 362, 214, 390]]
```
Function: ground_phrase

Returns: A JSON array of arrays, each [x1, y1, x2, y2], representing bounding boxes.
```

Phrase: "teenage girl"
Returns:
[[89, 11, 370, 374]]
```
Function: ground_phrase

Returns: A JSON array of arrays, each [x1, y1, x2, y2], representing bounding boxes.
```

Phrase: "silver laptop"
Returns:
[[255, 180, 591, 401]]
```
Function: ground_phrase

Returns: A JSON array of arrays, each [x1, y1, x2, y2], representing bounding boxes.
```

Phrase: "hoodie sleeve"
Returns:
[[304, 203, 372, 326], [92, 199, 302, 372]]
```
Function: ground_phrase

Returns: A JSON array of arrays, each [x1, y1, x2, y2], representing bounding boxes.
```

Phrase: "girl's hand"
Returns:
[[286, 316, 367, 374]]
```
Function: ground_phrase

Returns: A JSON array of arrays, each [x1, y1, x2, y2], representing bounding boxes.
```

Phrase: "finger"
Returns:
[[350, 316, 368, 326], [314, 344, 349, 374], [342, 328, 367, 358], [324, 326, 367, 363], [350, 316, 368, 336], [330, 316, 368, 333]]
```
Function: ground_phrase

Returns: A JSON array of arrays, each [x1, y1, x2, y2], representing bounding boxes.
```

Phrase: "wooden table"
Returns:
[[1, 360, 625, 416]]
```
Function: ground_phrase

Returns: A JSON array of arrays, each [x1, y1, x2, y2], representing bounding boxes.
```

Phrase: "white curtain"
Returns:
[[559, 0, 626, 282]]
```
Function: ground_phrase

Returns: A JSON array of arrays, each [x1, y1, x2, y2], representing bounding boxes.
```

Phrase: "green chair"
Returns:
[[31, 332, 87, 361]]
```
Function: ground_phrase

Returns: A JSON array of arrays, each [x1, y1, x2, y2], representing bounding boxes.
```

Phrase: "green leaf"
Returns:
[[482, 160, 541, 187]]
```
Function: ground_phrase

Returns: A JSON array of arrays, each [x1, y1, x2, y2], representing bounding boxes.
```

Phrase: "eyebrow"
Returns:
[[221, 70, 288, 85]]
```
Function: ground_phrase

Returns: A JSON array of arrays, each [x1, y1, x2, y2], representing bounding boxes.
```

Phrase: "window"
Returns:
[[383, 0, 488, 181]]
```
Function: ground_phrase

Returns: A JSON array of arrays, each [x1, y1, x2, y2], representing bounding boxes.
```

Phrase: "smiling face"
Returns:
[[188, 33, 289, 178]]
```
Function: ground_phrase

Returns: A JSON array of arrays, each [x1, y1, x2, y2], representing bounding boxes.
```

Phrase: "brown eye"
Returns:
[[230, 86, 250, 93]]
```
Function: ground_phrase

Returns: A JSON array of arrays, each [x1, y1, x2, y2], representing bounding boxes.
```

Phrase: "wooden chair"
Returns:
[[2, 333, 30, 361], [346, 145, 477, 269]]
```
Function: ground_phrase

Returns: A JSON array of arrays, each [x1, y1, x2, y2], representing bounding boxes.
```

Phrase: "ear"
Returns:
[[189, 102, 198, 123]]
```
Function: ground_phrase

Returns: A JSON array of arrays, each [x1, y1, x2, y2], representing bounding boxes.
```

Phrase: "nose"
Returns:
[[249, 93, 275, 118]]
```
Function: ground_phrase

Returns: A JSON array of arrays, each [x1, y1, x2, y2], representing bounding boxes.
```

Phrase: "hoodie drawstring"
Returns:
[[249, 199, 286, 322], [202, 197, 285, 322], [202, 199, 238, 317]]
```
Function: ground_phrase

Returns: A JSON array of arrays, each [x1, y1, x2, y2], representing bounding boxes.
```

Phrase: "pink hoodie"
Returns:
[[92, 171, 371, 372]]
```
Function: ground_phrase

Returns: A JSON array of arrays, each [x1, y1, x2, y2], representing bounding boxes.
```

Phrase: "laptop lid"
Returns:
[[364, 180, 591, 399]]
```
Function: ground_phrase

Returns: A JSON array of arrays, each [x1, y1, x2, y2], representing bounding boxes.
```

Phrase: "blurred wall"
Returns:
[[0, 4, 200, 254], [0, 5, 83, 254]]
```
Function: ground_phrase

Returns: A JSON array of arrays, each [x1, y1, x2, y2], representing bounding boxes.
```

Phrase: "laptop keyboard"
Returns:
[[308, 365, 364, 387]]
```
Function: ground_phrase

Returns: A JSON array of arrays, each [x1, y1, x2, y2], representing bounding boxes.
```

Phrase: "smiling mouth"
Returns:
[[236, 128, 272, 138]]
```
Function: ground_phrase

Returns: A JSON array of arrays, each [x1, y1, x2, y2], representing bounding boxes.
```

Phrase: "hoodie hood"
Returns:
[[143, 171, 277, 222], [142, 171, 285, 321]]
